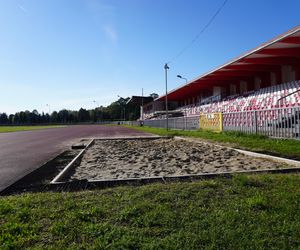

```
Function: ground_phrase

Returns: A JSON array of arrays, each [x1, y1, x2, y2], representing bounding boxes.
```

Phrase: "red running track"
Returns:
[[0, 125, 153, 192]]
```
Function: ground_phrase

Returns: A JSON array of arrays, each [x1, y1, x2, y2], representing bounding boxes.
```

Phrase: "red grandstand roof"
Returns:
[[157, 25, 300, 101]]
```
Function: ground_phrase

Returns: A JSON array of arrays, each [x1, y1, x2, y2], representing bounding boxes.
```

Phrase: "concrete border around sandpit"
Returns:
[[87, 166, 300, 183], [50, 136, 300, 186], [50, 136, 168, 184], [50, 139, 95, 184], [94, 135, 169, 140], [47, 167, 300, 192], [174, 136, 300, 167]]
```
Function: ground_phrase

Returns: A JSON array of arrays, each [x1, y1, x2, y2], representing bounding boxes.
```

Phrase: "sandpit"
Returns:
[[68, 138, 287, 181]]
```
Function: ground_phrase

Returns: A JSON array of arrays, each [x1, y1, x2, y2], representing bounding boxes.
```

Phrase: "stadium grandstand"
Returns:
[[142, 25, 300, 139]]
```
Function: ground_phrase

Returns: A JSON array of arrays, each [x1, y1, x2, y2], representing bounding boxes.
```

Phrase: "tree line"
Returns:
[[0, 96, 147, 125]]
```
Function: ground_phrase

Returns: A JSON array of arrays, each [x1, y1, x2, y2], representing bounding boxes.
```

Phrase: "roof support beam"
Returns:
[[201, 75, 256, 81], [256, 48, 300, 57], [222, 64, 280, 72], [241, 56, 300, 65], [210, 70, 266, 77], [280, 36, 300, 44]]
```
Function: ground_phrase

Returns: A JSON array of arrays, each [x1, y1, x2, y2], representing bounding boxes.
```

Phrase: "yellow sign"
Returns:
[[200, 112, 223, 132]]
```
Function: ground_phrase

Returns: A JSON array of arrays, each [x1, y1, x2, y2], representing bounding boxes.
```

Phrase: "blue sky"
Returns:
[[0, 0, 300, 114]]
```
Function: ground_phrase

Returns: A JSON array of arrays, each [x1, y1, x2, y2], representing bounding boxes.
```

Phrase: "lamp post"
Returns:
[[177, 75, 188, 84], [164, 63, 169, 130], [117, 95, 126, 121], [46, 104, 51, 115], [177, 75, 188, 129], [93, 100, 99, 122], [93, 100, 99, 108], [141, 88, 144, 121]]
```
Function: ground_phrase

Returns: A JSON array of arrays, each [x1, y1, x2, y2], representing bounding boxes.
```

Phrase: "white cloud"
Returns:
[[85, 0, 118, 46], [18, 4, 28, 14], [85, 0, 114, 16], [103, 24, 118, 45]]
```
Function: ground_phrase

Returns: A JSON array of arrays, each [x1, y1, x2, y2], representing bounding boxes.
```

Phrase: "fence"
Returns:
[[141, 106, 300, 139], [143, 116, 200, 130], [223, 106, 300, 138], [107, 121, 140, 126]]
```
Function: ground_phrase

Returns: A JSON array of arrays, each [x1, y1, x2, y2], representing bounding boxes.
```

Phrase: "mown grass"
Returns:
[[0, 126, 64, 133], [127, 125, 300, 160], [1, 174, 300, 249]]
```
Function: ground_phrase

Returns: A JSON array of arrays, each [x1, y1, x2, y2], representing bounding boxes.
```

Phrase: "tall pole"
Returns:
[[46, 104, 50, 115], [177, 75, 188, 127], [141, 88, 144, 121], [164, 63, 169, 130]]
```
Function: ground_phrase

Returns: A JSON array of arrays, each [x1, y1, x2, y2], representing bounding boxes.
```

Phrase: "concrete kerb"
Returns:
[[50, 139, 95, 184], [174, 136, 300, 167], [48, 167, 300, 191], [93, 135, 170, 140], [88, 167, 300, 183], [49, 135, 300, 189]]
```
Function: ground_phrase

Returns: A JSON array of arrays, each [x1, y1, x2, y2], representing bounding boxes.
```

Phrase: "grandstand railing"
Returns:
[[144, 116, 200, 130], [223, 106, 300, 138], [143, 106, 300, 139]]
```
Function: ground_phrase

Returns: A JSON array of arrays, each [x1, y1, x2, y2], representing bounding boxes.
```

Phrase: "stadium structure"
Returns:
[[142, 25, 300, 139]]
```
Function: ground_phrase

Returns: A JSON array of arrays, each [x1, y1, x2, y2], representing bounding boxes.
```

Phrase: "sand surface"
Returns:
[[68, 138, 287, 181]]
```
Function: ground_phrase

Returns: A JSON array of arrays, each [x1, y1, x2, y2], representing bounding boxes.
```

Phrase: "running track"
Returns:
[[0, 125, 152, 192]]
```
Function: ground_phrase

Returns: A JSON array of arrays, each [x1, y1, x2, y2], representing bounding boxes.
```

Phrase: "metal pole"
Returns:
[[141, 88, 144, 121], [254, 110, 258, 134], [46, 104, 50, 115], [164, 63, 169, 130], [185, 108, 187, 130]]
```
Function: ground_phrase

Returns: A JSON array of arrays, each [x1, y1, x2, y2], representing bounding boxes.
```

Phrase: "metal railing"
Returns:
[[144, 116, 199, 130], [141, 106, 300, 139], [107, 121, 140, 126], [223, 106, 300, 138]]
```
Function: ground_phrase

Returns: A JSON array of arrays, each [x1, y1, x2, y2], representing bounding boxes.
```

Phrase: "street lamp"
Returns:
[[93, 100, 99, 108], [141, 88, 144, 121], [177, 75, 188, 129], [92, 100, 99, 123], [177, 75, 188, 84], [117, 95, 126, 121], [46, 104, 51, 115], [164, 63, 169, 130]]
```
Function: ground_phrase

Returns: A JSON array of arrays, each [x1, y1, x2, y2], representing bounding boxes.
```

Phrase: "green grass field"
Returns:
[[1, 124, 300, 248], [0, 126, 64, 133], [1, 174, 300, 249], [127, 125, 300, 160]]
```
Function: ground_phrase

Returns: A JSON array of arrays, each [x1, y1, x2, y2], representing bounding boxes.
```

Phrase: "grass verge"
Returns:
[[126, 125, 300, 160], [0, 126, 64, 133], [1, 173, 300, 249]]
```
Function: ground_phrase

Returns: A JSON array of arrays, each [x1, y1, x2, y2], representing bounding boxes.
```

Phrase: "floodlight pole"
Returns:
[[164, 63, 169, 130]]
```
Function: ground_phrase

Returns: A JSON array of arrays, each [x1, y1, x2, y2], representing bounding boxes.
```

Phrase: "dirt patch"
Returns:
[[69, 138, 288, 181]]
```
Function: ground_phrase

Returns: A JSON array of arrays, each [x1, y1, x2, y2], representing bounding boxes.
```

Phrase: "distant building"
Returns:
[[126, 95, 154, 120]]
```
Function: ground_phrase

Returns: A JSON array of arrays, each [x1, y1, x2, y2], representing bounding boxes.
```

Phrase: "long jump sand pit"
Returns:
[[67, 138, 289, 181]]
